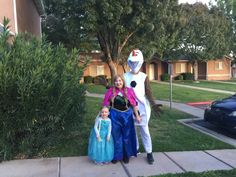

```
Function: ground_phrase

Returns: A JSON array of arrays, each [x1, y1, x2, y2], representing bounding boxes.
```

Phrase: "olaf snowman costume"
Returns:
[[124, 49, 154, 164]]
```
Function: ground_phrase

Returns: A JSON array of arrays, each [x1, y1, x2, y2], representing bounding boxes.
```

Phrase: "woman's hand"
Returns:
[[136, 115, 142, 123]]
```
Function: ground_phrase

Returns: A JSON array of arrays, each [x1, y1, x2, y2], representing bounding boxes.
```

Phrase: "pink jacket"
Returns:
[[103, 87, 138, 107]]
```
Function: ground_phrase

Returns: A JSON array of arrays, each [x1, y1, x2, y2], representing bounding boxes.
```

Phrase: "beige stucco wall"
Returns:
[[206, 58, 231, 80], [16, 0, 41, 36], [0, 0, 42, 36], [0, 0, 16, 33], [172, 61, 188, 77]]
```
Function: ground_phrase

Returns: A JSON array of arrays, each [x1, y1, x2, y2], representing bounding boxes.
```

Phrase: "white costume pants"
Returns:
[[136, 124, 152, 153]]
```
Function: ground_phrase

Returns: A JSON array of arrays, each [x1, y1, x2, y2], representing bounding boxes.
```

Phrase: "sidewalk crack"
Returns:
[[203, 151, 234, 169], [163, 152, 187, 172], [120, 162, 132, 177]]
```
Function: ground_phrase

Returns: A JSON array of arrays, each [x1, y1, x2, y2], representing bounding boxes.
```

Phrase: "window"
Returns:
[[215, 61, 223, 70], [97, 65, 104, 75], [176, 63, 186, 73], [90, 65, 105, 76]]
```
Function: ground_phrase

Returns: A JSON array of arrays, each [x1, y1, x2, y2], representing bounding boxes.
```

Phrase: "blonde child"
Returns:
[[88, 106, 114, 164]]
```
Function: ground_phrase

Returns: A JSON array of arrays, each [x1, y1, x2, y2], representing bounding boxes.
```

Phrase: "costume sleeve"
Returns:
[[94, 117, 100, 137], [127, 87, 138, 106], [107, 119, 112, 139], [144, 77, 156, 106], [103, 87, 113, 106]]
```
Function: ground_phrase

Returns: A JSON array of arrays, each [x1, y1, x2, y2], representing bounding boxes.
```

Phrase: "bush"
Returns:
[[161, 73, 170, 81], [84, 76, 93, 83], [182, 73, 194, 80], [175, 74, 183, 80], [93, 75, 107, 84], [0, 31, 86, 160]]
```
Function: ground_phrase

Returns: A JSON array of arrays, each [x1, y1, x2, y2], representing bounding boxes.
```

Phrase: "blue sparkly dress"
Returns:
[[88, 117, 114, 163]]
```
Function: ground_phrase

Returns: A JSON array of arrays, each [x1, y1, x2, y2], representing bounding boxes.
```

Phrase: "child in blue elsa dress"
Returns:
[[88, 106, 114, 164]]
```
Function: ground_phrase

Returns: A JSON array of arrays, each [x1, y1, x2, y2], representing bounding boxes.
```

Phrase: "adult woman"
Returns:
[[103, 74, 141, 164]]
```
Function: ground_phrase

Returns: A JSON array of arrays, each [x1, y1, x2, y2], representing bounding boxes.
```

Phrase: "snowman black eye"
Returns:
[[130, 81, 137, 88]]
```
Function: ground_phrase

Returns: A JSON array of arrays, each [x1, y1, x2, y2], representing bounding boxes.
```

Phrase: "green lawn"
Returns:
[[170, 80, 236, 92], [47, 97, 234, 157], [154, 169, 236, 177], [86, 83, 230, 103]]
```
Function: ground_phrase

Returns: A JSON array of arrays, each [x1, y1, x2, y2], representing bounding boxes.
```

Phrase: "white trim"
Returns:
[[40, 18, 42, 37], [13, 0, 18, 34], [207, 74, 231, 77]]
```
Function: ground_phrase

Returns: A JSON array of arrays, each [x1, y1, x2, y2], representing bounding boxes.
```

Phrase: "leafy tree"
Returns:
[[42, 0, 180, 80], [216, 0, 236, 63], [176, 3, 231, 80]]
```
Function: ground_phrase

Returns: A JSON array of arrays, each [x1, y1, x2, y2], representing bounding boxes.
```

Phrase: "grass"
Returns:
[[47, 97, 234, 157], [171, 80, 236, 92], [86, 83, 230, 103], [150, 83, 230, 103], [153, 169, 236, 177]]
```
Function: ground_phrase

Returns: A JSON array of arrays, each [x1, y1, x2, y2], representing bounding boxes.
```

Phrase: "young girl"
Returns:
[[88, 106, 114, 164]]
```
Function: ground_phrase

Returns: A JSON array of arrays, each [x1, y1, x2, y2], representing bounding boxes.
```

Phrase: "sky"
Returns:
[[178, 0, 216, 6]]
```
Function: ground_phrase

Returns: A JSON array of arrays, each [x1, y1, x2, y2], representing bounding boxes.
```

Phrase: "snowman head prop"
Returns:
[[127, 49, 144, 74]]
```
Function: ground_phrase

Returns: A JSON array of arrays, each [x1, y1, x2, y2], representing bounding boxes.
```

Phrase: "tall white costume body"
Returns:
[[124, 50, 152, 154]]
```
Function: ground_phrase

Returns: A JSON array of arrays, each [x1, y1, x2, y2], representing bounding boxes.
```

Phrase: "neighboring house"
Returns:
[[232, 63, 236, 78], [144, 56, 232, 81], [80, 52, 127, 80], [81, 52, 232, 81], [0, 0, 44, 37]]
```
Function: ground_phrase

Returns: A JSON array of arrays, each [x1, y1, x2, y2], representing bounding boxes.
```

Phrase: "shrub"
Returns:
[[182, 73, 194, 80], [161, 73, 170, 81], [93, 75, 107, 84], [0, 30, 86, 160], [84, 76, 93, 83], [175, 74, 184, 80]]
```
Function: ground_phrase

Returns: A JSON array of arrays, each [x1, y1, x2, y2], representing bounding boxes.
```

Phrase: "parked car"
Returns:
[[204, 94, 236, 134]]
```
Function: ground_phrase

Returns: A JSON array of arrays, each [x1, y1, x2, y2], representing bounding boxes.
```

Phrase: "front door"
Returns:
[[149, 64, 155, 80]]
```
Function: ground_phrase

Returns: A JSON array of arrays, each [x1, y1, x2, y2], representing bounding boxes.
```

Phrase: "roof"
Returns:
[[33, 0, 45, 16]]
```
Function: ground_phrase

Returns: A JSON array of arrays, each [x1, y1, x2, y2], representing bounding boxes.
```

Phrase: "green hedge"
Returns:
[[0, 31, 86, 160], [175, 74, 184, 80], [182, 73, 194, 80], [84, 76, 93, 83], [161, 73, 170, 81]]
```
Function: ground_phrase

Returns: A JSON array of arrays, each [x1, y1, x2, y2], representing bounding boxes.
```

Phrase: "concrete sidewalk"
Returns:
[[0, 149, 236, 177]]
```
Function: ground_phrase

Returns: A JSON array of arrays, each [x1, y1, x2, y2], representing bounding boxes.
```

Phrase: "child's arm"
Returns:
[[94, 117, 101, 141]]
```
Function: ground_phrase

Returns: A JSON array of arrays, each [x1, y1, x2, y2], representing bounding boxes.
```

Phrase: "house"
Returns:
[[0, 0, 44, 37], [80, 52, 128, 81], [144, 56, 232, 81], [81, 51, 232, 81]]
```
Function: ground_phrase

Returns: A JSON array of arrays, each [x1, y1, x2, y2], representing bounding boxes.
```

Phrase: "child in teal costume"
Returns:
[[88, 106, 114, 164]]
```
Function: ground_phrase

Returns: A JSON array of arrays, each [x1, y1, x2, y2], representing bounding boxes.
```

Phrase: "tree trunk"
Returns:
[[193, 60, 198, 81], [107, 59, 117, 83], [122, 64, 126, 73]]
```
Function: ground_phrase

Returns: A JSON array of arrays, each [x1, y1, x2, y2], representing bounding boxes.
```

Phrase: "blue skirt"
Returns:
[[88, 121, 114, 163], [109, 107, 137, 160]]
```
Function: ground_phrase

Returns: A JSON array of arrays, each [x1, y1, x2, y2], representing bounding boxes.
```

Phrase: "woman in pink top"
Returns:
[[103, 74, 141, 164]]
